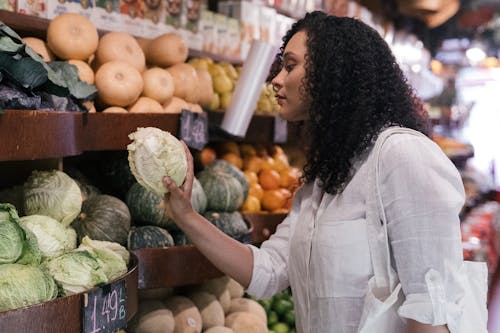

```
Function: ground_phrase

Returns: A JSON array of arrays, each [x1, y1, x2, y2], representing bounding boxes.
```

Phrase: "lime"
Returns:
[[259, 299, 272, 313], [267, 310, 279, 326], [272, 322, 290, 333], [273, 299, 294, 316], [284, 310, 295, 327]]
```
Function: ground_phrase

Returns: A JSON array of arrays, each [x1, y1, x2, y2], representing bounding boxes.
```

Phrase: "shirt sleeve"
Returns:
[[245, 187, 303, 300], [378, 133, 466, 327]]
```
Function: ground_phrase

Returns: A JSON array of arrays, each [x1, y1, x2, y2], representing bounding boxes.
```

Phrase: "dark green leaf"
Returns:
[[0, 36, 22, 53], [0, 53, 48, 89], [0, 22, 23, 44], [47, 62, 97, 100], [0, 108, 4, 114]]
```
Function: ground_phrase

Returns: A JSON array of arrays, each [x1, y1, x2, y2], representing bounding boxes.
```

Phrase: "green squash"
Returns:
[[127, 226, 175, 250], [198, 169, 244, 212], [71, 194, 131, 246], [206, 160, 248, 200], [126, 178, 207, 231], [203, 211, 250, 242]]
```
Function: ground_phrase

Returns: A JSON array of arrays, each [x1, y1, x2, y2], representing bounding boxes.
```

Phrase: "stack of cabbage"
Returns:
[[0, 170, 129, 312]]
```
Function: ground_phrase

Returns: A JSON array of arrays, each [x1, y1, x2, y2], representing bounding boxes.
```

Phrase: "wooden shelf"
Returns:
[[0, 10, 243, 65], [83, 113, 180, 151], [0, 110, 83, 161], [0, 253, 138, 333], [244, 212, 287, 244]]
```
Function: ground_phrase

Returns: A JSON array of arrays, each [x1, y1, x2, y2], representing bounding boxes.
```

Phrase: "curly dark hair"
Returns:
[[273, 11, 429, 195]]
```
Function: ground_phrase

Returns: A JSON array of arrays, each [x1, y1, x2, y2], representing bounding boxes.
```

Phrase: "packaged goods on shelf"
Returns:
[[92, 0, 122, 32], [46, 0, 93, 19], [214, 13, 227, 55], [225, 17, 241, 58], [0, 0, 14, 11], [143, 0, 168, 38], [17, 0, 46, 17], [120, 0, 146, 37], [164, 0, 183, 29], [258, 6, 276, 44], [200, 10, 216, 53]]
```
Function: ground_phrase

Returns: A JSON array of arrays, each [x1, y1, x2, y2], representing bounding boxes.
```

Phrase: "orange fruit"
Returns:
[[261, 189, 287, 211], [239, 143, 257, 158], [260, 156, 276, 171], [259, 169, 280, 190], [215, 141, 240, 156], [222, 152, 243, 170], [200, 147, 216, 166], [243, 156, 263, 173], [244, 170, 258, 185], [249, 183, 264, 200], [241, 195, 261, 213], [273, 153, 289, 172], [279, 167, 300, 190]]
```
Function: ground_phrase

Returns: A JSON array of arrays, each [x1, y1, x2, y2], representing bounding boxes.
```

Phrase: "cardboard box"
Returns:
[[17, 0, 46, 17], [163, 0, 182, 29], [0, 0, 15, 11], [46, 0, 93, 19], [120, 0, 145, 37], [92, 0, 122, 31]]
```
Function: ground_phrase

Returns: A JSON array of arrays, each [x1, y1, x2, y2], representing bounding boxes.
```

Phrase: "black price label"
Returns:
[[82, 280, 127, 333], [273, 115, 288, 143], [180, 109, 208, 150]]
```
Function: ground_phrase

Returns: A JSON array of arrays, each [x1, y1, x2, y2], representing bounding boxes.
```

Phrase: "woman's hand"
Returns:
[[162, 141, 196, 225]]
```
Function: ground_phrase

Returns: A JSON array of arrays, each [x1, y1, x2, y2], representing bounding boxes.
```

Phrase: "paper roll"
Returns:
[[221, 39, 278, 137]]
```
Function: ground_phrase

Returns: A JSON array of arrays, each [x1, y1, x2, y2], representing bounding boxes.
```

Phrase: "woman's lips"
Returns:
[[276, 94, 285, 105]]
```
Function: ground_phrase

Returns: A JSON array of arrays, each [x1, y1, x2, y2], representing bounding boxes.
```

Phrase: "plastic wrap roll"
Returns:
[[221, 40, 278, 137]]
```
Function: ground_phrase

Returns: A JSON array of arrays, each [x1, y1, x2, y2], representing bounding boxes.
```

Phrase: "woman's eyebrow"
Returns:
[[283, 51, 296, 61]]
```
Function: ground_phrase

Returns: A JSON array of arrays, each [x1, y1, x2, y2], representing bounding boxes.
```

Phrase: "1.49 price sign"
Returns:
[[82, 280, 127, 333]]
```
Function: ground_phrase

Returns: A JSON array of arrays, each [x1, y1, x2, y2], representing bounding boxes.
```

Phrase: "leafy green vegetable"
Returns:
[[47, 62, 97, 100], [0, 203, 25, 264], [0, 263, 58, 311], [78, 237, 128, 282]]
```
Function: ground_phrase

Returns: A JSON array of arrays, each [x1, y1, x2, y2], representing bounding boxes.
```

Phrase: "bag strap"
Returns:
[[366, 126, 428, 290]]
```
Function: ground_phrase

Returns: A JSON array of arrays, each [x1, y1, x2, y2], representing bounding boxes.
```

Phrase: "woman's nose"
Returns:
[[271, 71, 283, 92]]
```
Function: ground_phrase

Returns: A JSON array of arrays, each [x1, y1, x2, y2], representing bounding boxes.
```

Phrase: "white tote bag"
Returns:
[[357, 127, 488, 333]]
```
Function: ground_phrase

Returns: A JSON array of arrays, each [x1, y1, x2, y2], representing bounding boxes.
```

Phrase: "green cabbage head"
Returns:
[[44, 250, 108, 296], [78, 236, 128, 282], [127, 127, 187, 195], [0, 203, 25, 264], [19, 215, 77, 258], [23, 170, 83, 227], [0, 263, 57, 311]]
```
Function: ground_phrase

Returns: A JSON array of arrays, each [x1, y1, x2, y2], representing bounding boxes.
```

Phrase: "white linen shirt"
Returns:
[[247, 130, 466, 333]]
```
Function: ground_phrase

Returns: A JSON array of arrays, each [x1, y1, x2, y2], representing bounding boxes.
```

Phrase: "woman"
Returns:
[[163, 11, 466, 333]]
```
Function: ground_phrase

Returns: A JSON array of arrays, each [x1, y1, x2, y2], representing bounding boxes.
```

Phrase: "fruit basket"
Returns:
[[0, 253, 138, 333]]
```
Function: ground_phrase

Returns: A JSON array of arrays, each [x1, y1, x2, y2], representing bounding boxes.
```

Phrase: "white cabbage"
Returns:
[[0, 204, 25, 264], [77, 236, 128, 281], [127, 127, 187, 195], [23, 170, 83, 227], [19, 215, 77, 258]]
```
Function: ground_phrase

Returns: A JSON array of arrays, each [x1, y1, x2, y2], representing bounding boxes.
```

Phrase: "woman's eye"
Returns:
[[284, 64, 295, 72]]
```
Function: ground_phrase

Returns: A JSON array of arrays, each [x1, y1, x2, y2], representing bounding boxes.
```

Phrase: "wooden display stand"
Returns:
[[0, 254, 138, 332]]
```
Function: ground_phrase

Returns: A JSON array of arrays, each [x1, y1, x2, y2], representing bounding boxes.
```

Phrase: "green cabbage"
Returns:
[[127, 127, 187, 195], [78, 237, 128, 282], [19, 215, 77, 258], [0, 203, 25, 264], [23, 170, 83, 227], [15, 228, 42, 265], [0, 263, 57, 311], [44, 250, 108, 296]]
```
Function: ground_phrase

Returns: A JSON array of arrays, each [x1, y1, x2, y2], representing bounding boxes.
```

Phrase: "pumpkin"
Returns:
[[206, 160, 249, 201], [203, 211, 249, 242], [68, 59, 95, 84], [126, 177, 206, 231], [141, 67, 174, 104], [95, 31, 146, 72], [71, 194, 131, 246], [99, 151, 137, 200], [127, 97, 164, 113], [171, 229, 191, 246], [46, 13, 98, 61], [195, 67, 214, 108], [163, 96, 189, 114], [146, 33, 188, 67], [95, 60, 143, 107], [102, 106, 128, 113], [166, 63, 199, 103], [127, 226, 174, 250], [23, 37, 54, 62], [197, 169, 244, 212]]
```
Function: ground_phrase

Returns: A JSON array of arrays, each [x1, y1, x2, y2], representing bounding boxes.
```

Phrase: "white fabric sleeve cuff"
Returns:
[[398, 268, 465, 331], [246, 244, 272, 299]]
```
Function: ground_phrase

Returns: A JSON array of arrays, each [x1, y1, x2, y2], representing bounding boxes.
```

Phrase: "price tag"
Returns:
[[180, 109, 208, 150], [82, 280, 127, 333], [273, 115, 288, 143]]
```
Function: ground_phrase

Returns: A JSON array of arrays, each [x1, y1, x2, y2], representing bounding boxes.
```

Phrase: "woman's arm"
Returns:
[[162, 142, 254, 287], [406, 320, 449, 333]]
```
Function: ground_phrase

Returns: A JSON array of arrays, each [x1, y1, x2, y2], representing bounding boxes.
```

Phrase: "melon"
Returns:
[[95, 31, 146, 72], [142, 68, 175, 104], [204, 327, 234, 333], [146, 33, 188, 67], [128, 300, 175, 333], [194, 276, 232, 314], [187, 291, 225, 329], [23, 37, 54, 62], [166, 63, 199, 103], [163, 96, 189, 114], [127, 225, 175, 250], [47, 12, 98, 60], [71, 194, 131, 246], [68, 59, 95, 84], [102, 106, 128, 113], [95, 60, 143, 107], [163, 296, 202, 333], [195, 68, 214, 108], [228, 298, 267, 325], [128, 97, 164, 113], [227, 278, 245, 299]]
